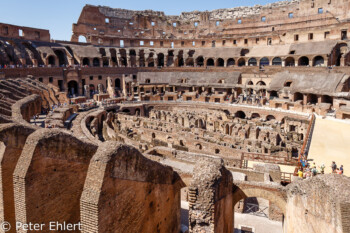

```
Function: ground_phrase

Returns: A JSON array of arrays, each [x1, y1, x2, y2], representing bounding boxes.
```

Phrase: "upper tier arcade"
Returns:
[[72, 0, 350, 47]]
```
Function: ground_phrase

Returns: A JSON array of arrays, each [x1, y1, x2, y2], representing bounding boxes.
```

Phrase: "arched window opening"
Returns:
[[313, 56, 324, 66], [298, 56, 309, 66], [248, 58, 257, 66], [285, 57, 295, 67], [235, 111, 246, 119], [238, 58, 246, 67], [260, 57, 269, 66], [227, 58, 235, 67], [216, 58, 225, 67], [206, 58, 214, 66], [272, 57, 282, 66], [196, 56, 204, 67], [82, 58, 90, 66], [93, 58, 100, 67]]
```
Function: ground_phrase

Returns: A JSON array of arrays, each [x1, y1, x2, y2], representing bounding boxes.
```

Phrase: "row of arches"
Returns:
[[82, 57, 102, 67], [7, 43, 326, 68], [5, 53, 327, 68], [233, 111, 276, 121], [293, 92, 333, 104]]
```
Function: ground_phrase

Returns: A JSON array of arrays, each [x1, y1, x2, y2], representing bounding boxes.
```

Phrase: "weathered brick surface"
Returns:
[[81, 142, 184, 233], [0, 124, 35, 233], [13, 129, 98, 233], [189, 157, 233, 233]]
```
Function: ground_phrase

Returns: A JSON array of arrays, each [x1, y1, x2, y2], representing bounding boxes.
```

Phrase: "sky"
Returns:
[[0, 0, 278, 41]]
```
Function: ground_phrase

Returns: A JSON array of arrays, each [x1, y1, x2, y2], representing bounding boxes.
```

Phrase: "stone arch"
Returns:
[[54, 50, 67, 66], [115, 78, 121, 89], [332, 42, 348, 66], [238, 58, 246, 67], [272, 57, 282, 66], [93, 57, 100, 67], [195, 119, 205, 129], [177, 50, 184, 67], [68, 80, 78, 96], [206, 58, 214, 66], [147, 53, 155, 67], [196, 56, 204, 67], [307, 93, 318, 104], [166, 50, 174, 67], [259, 57, 269, 66], [312, 55, 325, 66], [157, 53, 165, 67], [48, 55, 56, 66], [227, 58, 235, 67], [251, 113, 260, 119], [266, 115, 276, 121], [256, 81, 266, 86], [232, 186, 287, 215], [119, 49, 127, 67], [285, 57, 295, 66], [216, 58, 225, 67], [110, 48, 118, 66], [298, 56, 309, 66], [248, 58, 257, 66], [235, 111, 246, 119], [129, 49, 137, 67], [78, 35, 87, 43], [82, 57, 90, 66], [294, 92, 303, 101], [247, 80, 254, 85]]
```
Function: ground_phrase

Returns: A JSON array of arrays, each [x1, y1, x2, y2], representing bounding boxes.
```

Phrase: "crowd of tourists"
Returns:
[[298, 159, 344, 179]]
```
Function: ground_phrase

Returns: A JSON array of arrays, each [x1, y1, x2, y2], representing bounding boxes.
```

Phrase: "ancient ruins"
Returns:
[[0, 0, 350, 232]]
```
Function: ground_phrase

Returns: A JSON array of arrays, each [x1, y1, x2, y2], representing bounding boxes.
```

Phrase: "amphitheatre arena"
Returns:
[[0, 0, 350, 232]]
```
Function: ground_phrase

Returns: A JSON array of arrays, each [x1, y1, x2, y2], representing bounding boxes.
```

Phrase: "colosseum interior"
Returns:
[[0, 0, 350, 232]]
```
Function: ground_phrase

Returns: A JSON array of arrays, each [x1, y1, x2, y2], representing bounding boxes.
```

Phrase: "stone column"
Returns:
[[188, 157, 233, 233]]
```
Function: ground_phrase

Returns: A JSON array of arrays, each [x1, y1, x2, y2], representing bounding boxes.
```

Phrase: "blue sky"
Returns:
[[0, 0, 278, 41]]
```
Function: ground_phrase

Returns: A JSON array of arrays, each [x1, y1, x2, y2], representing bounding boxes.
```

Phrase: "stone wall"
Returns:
[[81, 142, 184, 233], [0, 124, 35, 233], [11, 94, 41, 123], [0, 123, 186, 233], [13, 129, 98, 232], [285, 175, 350, 233]]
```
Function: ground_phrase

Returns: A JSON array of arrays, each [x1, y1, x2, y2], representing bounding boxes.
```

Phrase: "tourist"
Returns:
[[311, 167, 317, 177], [298, 169, 303, 178], [304, 169, 312, 179], [331, 161, 337, 173], [319, 164, 325, 174], [340, 165, 344, 174], [336, 168, 342, 175]]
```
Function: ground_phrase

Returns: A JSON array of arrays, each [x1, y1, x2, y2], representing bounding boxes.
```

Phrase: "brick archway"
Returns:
[[232, 183, 287, 214]]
